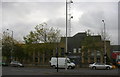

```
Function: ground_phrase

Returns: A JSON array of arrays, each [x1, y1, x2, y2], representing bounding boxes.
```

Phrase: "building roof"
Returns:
[[90, 35, 101, 41], [60, 32, 87, 44], [111, 45, 120, 51]]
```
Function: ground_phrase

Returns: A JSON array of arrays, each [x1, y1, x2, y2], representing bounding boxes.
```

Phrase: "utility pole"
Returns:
[[7, 29, 13, 62], [56, 45, 58, 72], [65, 0, 73, 71], [65, 0, 68, 71], [102, 20, 107, 64], [68, 0, 73, 37]]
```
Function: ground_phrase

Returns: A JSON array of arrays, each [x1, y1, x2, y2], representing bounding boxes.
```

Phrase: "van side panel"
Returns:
[[50, 57, 75, 68]]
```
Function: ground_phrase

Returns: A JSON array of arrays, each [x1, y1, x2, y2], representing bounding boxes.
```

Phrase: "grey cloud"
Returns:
[[2, 1, 118, 45], [71, 2, 118, 44], [46, 17, 66, 36], [2, 0, 65, 2], [77, 2, 118, 29], [2, 2, 65, 41], [47, 18, 65, 29], [77, 3, 117, 30], [2, 0, 119, 2], [12, 22, 36, 41], [118, 1, 120, 45]]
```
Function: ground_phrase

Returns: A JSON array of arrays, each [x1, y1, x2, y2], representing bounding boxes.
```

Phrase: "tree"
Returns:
[[99, 24, 111, 64], [81, 30, 103, 63], [13, 44, 25, 62], [23, 31, 38, 44], [81, 34, 94, 63], [34, 23, 61, 43], [2, 31, 23, 62], [99, 29, 110, 41], [2, 31, 13, 62], [24, 23, 61, 43], [23, 23, 61, 64]]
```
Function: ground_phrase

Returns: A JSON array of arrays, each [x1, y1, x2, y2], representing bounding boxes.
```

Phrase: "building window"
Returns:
[[78, 48, 81, 53], [61, 48, 64, 56], [97, 51, 100, 56], [35, 57, 38, 62], [91, 52, 94, 56], [73, 48, 76, 53]]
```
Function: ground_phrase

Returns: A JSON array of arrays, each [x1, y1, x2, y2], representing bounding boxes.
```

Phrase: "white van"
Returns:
[[49, 57, 75, 69]]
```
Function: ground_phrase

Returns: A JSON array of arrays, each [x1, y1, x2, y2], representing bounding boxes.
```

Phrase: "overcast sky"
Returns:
[[1, 0, 119, 45]]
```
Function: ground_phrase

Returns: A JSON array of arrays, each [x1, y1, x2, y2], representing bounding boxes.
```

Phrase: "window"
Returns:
[[61, 48, 64, 56], [35, 57, 38, 62], [67, 60, 71, 63], [91, 52, 94, 56], [73, 48, 76, 53], [97, 51, 100, 56], [78, 48, 81, 53]]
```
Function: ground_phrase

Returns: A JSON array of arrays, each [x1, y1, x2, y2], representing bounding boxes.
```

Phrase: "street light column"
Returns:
[[7, 29, 13, 62], [102, 20, 107, 64], [65, 0, 73, 71], [65, 0, 68, 71], [11, 30, 13, 61]]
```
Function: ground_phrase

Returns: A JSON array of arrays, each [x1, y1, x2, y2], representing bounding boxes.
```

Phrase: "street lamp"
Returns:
[[65, 0, 73, 71], [7, 29, 13, 62], [102, 20, 107, 64], [56, 47, 58, 72]]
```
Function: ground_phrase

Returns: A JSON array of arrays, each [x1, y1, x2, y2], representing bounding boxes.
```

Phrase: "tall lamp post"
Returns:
[[7, 29, 13, 62], [56, 46, 58, 72], [65, 0, 73, 71], [102, 20, 107, 64]]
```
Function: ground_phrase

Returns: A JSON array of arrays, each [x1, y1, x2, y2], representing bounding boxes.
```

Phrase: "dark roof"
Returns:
[[60, 33, 103, 44], [111, 45, 120, 51], [60, 32, 87, 43], [60, 32, 87, 51], [90, 35, 101, 41], [73, 32, 87, 38]]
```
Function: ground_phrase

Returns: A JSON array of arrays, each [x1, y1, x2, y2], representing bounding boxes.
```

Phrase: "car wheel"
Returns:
[[68, 66, 72, 69], [92, 66, 96, 70], [106, 67, 110, 70]]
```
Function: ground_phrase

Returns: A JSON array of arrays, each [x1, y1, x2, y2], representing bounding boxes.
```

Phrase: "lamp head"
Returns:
[[71, 16, 73, 18], [102, 20, 104, 22], [70, 0, 73, 3]]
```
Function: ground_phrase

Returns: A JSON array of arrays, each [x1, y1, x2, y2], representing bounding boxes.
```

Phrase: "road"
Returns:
[[2, 66, 120, 76]]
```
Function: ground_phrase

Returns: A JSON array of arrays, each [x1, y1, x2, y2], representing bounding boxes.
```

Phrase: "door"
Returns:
[[58, 59, 65, 68], [96, 63, 103, 69], [100, 64, 106, 69]]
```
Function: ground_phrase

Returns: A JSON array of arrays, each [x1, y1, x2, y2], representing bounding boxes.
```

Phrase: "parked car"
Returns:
[[117, 60, 120, 68], [10, 61, 24, 67], [0, 62, 8, 66], [89, 62, 112, 70]]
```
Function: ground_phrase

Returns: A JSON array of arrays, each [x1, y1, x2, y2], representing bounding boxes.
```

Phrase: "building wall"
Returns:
[[59, 32, 111, 66]]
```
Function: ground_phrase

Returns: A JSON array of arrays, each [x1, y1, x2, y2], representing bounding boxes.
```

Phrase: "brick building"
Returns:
[[59, 32, 111, 66]]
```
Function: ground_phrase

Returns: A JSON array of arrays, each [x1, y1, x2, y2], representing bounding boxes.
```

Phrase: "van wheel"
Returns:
[[52, 65, 56, 69], [68, 66, 72, 69]]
